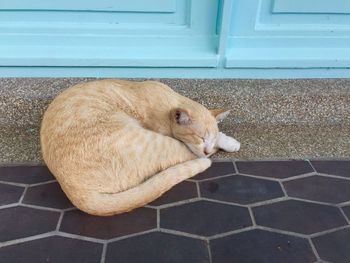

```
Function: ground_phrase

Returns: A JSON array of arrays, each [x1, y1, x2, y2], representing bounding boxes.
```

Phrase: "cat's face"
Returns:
[[170, 108, 230, 157]]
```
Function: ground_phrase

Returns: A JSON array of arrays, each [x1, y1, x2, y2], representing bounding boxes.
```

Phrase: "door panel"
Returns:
[[225, 0, 350, 68], [0, 0, 218, 67], [0, 0, 176, 12], [273, 0, 350, 14]]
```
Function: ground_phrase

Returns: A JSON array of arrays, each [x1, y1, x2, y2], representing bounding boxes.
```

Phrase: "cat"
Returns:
[[40, 80, 240, 216]]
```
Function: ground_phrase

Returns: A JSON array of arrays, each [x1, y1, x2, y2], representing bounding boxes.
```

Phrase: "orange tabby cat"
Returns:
[[40, 80, 240, 216]]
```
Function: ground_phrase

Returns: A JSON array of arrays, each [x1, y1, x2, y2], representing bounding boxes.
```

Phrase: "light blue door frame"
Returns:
[[1, 0, 350, 78]]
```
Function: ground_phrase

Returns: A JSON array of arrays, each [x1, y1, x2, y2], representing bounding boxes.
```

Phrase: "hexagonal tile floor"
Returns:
[[0, 160, 349, 263]]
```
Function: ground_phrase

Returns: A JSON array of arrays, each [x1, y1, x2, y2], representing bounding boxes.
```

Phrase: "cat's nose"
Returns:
[[204, 143, 214, 156]]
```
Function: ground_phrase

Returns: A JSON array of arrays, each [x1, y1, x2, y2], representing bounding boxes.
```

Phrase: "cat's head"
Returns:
[[170, 107, 230, 157]]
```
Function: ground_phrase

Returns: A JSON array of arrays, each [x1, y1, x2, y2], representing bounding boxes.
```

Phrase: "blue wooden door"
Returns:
[[0, 0, 349, 78]]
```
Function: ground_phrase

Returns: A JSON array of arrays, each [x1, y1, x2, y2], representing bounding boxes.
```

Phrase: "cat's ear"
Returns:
[[210, 108, 230, 122], [173, 108, 192, 125]]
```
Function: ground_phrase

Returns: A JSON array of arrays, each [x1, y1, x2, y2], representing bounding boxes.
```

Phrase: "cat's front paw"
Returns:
[[218, 132, 241, 152], [225, 138, 240, 152]]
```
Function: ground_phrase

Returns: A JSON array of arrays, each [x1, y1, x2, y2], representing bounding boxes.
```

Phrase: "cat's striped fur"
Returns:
[[40, 80, 240, 216]]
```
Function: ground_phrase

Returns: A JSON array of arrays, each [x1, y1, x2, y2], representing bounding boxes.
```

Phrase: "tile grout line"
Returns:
[[158, 228, 207, 241], [208, 227, 255, 240], [0, 163, 44, 167], [19, 203, 62, 213], [248, 197, 289, 208], [56, 232, 105, 244], [100, 243, 107, 263], [0, 180, 27, 187], [187, 173, 236, 183], [0, 232, 56, 248], [0, 203, 19, 210], [18, 185, 28, 203], [339, 200, 350, 207], [55, 211, 64, 231], [280, 172, 317, 182], [210, 220, 345, 241], [63, 207, 77, 212], [144, 204, 156, 209], [247, 195, 340, 208], [308, 237, 322, 262], [248, 207, 257, 226], [190, 168, 328, 183], [317, 173, 350, 181], [233, 159, 338, 162], [107, 229, 158, 243], [232, 172, 282, 182], [254, 225, 309, 239], [206, 239, 213, 263], [306, 159, 317, 172], [307, 158, 350, 181], [287, 197, 338, 207], [232, 160, 238, 174], [28, 179, 57, 187], [157, 209, 160, 229], [278, 181, 288, 197], [307, 163, 350, 179], [309, 225, 350, 238], [154, 197, 200, 209], [200, 197, 247, 208], [196, 181, 201, 198], [339, 207, 350, 224]]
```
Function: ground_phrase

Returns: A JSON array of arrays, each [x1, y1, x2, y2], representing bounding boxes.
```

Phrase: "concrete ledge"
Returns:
[[0, 78, 349, 164]]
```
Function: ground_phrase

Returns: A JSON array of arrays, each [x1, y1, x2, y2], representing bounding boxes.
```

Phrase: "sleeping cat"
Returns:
[[40, 80, 240, 216]]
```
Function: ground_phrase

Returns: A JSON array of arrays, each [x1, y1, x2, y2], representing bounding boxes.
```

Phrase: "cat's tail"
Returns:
[[75, 158, 211, 216]]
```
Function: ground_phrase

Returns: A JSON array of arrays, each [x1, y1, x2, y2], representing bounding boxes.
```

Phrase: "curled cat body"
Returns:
[[40, 80, 240, 216]]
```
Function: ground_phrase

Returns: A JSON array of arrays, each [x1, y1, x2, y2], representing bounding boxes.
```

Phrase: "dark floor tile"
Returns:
[[311, 160, 350, 178], [200, 175, 284, 204], [160, 200, 252, 237], [23, 182, 73, 209], [191, 162, 235, 181], [149, 181, 198, 206], [0, 236, 103, 263], [253, 200, 347, 234], [0, 166, 54, 184], [342, 205, 350, 220], [60, 208, 156, 239], [0, 206, 60, 242], [236, 161, 313, 179], [106, 232, 209, 263], [0, 183, 24, 206], [284, 175, 350, 204], [313, 228, 350, 263], [211, 229, 316, 263]]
